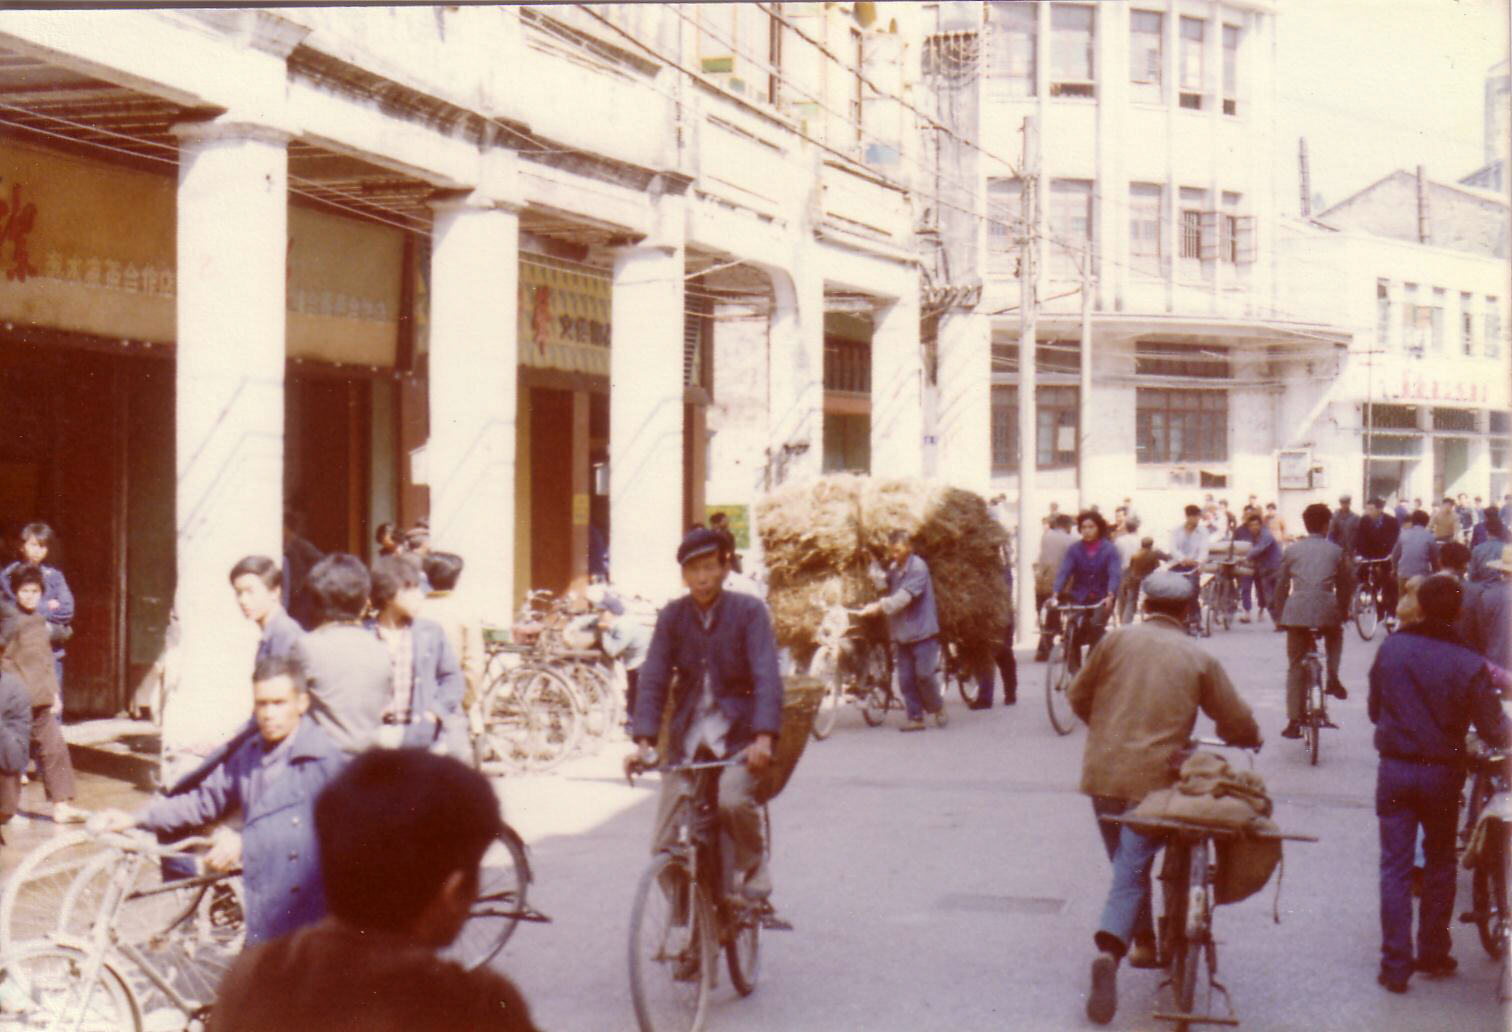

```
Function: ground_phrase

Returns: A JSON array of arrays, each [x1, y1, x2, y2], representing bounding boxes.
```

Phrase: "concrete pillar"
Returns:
[[428, 192, 520, 626], [569, 389, 591, 592], [871, 287, 925, 478], [169, 119, 289, 752], [610, 240, 686, 603], [767, 259, 825, 483], [935, 306, 992, 493]]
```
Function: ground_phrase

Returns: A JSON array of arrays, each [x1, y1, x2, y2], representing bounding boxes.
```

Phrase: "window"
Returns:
[[988, 2, 1037, 97], [1432, 408, 1477, 433], [1136, 341, 1231, 379], [1050, 4, 1095, 97], [1221, 24, 1240, 115], [1129, 182, 1163, 276], [987, 177, 1024, 272], [991, 387, 1016, 473], [1377, 280, 1391, 348], [1136, 389, 1228, 463], [1488, 297, 1503, 358], [1179, 187, 1208, 267], [1365, 404, 1418, 430], [1219, 191, 1240, 263], [1129, 11, 1163, 103], [1179, 17, 1205, 108], [1491, 411, 1510, 434], [991, 385, 1080, 471], [1461, 292, 1475, 355], [824, 338, 870, 394], [994, 339, 1082, 375], [695, 5, 782, 105], [1049, 179, 1092, 281], [1431, 288, 1446, 351], [1402, 283, 1424, 356]]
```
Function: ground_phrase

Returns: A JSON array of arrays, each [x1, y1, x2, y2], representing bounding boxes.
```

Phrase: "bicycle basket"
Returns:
[[755, 677, 825, 805]]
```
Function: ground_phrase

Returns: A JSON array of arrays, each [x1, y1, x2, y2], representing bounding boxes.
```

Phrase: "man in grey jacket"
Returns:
[[1274, 503, 1355, 739], [294, 555, 394, 755], [1391, 510, 1437, 596], [863, 530, 946, 732]]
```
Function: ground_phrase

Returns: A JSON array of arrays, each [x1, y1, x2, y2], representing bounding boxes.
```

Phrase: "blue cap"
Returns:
[[676, 528, 723, 567]]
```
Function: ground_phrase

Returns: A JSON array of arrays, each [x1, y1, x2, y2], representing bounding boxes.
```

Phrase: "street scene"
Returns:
[[0, 1, 1508, 1030]]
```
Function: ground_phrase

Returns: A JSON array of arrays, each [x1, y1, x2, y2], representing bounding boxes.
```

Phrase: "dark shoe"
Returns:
[[965, 699, 992, 711], [1002, 694, 1017, 706], [1280, 721, 1303, 740], [1326, 680, 1348, 701], [899, 718, 926, 733], [1411, 866, 1424, 898], [1377, 970, 1409, 994], [1273, 624, 1285, 633], [1087, 953, 1118, 1024], [1033, 650, 1049, 663], [1413, 955, 1457, 978], [1126, 938, 1160, 969]]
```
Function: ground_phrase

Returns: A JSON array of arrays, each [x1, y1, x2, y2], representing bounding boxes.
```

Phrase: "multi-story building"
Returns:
[[0, 5, 923, 741]]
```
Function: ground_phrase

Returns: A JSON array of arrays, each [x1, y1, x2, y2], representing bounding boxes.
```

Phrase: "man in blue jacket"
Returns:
[[1368, 574, 1509, 993], [370, 556, 467, 759], [1234, 511, 1281, 623], [630, 528, 784, 900], [96, 653, 346, 944], [863, 529, 947, 732]]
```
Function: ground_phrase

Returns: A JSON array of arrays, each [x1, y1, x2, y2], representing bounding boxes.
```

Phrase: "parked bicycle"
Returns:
[[1460, 735, 1510, 974], [1044, 601, 1104, 736], [625, 757, 789, 1032], [808, 605, 894, 739], [1293, 628, 1337, 766], [1352, 557, 1394, 641]]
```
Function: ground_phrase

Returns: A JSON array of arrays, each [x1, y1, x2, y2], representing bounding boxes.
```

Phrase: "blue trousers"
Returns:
[[1092, 796, 1158, 953], [1376, 757, 1462, 979], [973, 627, 1017, 704], [895, 637, 942, 721]]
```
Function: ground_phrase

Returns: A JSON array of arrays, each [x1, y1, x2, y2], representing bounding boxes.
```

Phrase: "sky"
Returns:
[[1277, 0, 1510, 212]]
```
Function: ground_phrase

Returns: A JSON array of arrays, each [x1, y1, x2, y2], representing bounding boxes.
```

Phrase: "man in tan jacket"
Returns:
[[1067, 569, 1260, 1025]]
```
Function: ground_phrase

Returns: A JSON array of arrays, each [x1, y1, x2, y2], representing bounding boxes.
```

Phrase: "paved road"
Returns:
[[13, 616, 1506, 1030], [495, 617, 1508, 1031]]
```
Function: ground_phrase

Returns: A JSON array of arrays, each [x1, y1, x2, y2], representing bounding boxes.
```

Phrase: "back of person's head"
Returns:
[[1125, 516, 1141, 532], [1411, 510, 1430, 527], [7, 563, 43, 595], [1440, 541, 1471, 571], [1301, 503, 1331, 535], [1484, 509, 1507, 541], [370, 554, 422, 610], [1184, 504, 1201, 519], [228, 554, 282, 590], [304, 553, 371, 624], [423, 552, 465, 593], [1139, 536, 1154, 550], [316, 750, 503, 936], [1053, 513, 1076, 531], [1416, 573, 1462, 623]]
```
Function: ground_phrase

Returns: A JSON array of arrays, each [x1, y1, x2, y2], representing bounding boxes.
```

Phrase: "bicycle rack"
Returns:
[[1154, 940, 1239, 1028]]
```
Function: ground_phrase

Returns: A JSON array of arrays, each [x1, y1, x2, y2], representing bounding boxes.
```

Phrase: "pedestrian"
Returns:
[[1069, 569, 1261, 1024], [230, 555, 305, 668], [210, 750, 540, 1032], [403, 527, 433, 592], [1367, 573, 1510, 993], [629, 527, 783, 899], [1469, 508, 1509, 572], [589, 583, 655, 722], [374, 522, 402, 558], [1113, 517, 1143, 624], [1394, 498, 1410, 527], [293, 554, 394, 756], [1168, 505, 1211, 630], [1119, 537, 1168, 625], [1392, 509, 1437, 597], [1500, 494, 1512, 528], [1052, 510, 1121, 669], [1328, 495, 1361, 556], [0, 660, 31, 839], [1034, 514, 1077, 661], [370, 555, 467, 759], [0, 523, 74, 705], [1462, 544, 1512, 669], [1429, 498, 1459, 543], [421, 552, 485, 760], [1215, 499, 1237, 540], [970, 543, 1017, 709], [1264, 502, 1288, 543], [1234, 511, 1281, 623], [283, 507, 324, 631], [864, 529, 948, 731], [1455, 493, 1474, 539], [1439, 540, 1471, 582], [0, 564, 86, 823], [95, 653, 345, 945], [1274, 503, 1353, 740], [1356, 497, 1401, 623]]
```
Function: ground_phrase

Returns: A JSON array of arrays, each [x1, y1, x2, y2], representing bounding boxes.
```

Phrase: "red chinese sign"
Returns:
[[1389, 373, 1490, 405], [0, 182, 37, 282]]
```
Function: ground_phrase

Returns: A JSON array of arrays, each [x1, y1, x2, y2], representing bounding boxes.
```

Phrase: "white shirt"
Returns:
[[1170, 524, 1211, 565]]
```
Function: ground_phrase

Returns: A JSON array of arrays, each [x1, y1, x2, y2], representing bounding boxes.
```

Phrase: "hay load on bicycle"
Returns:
[[754, 475, 1011, 668]]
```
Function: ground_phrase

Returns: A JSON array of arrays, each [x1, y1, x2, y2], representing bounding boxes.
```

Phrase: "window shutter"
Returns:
[[1199, 211, 1221, 260], [1234, 215, 1257, 264], [683, 305, 705, 388]]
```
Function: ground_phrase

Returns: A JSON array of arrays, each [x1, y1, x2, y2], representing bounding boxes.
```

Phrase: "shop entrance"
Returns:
[[1434, 437, 1470, 499]]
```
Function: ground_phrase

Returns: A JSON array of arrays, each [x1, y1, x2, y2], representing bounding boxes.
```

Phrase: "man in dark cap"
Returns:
[[1275, 502, 1354, 739], [1068, 569, 1260, 1025], [627, 528, 784, 902], [1355, 497, 1401, 627], [1328, 494, 1360, 556]]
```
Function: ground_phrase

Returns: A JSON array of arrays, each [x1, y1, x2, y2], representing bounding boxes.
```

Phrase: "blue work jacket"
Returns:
[[1053, 538, 1122, 604], [1234, 525, 1281, 571], [256, 608, 305, 667], [139, 719, 345, 944], [0, 563, 73, 656], [882, 552, 941, 644], [1368, 621, 1508, 766], [632, 590, 784, 764]]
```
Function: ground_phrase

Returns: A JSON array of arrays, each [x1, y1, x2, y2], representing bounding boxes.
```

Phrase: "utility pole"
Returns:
[[1077, 239, 1092, 510], [1016, 116, 1039, 649]]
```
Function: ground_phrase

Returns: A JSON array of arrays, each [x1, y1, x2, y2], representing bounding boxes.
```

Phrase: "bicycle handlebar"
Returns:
[[93, 829, 219, 856]]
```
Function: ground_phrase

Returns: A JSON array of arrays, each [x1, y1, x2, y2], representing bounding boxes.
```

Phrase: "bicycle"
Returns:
[[1294, 628, 1337, 766], [1459, 738, 1510, 972], [1044, 601, 1104, 736], [940, 636, 980, 708], [808, 606, 894, 739], [1108, 740, 1316, 1032], [476, 640, 586, 773], [1351, 558, 1393, 641], [626, 757, 788, 1032], [1200, 561, 1241, 636]]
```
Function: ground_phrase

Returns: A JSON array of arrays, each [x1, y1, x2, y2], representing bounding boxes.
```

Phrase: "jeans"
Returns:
[[1376, 757, 1462, 979], [973, 627, 1017, 705], [1092, 796, 1159, 954], [895, 636, 943, 721], [1284, 626, 1342, 721]]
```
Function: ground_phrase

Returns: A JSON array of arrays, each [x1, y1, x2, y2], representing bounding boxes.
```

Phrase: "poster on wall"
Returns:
[[1277, 449, 1311, 490], [705, 504, 750, 549]]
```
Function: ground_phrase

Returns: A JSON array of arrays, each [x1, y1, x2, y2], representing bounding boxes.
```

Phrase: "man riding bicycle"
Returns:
[[1356, 496, 1401, 623], [1274, 503, 1354, 740], [628, 528, 784, 902], [1168, 505, 1210, 631]]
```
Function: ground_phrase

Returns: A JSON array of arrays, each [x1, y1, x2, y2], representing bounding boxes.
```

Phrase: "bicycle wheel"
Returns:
[[1473, 821, 1510, 959], [1305, 660, 1323, 766], [860, 646, 892, 727], [810, 649, 841, 742], [0, 831, 105, 954], [1218, 579, 1234, 631], [1354, 587, 1379, 641], [0, 940, 141, 1031], [629, 853, 713, 1032], [1173, 841, 1209, 1020], [1045, 641, 1075, 736], [1201, 599, 1214, 638], [442, 826, 530, 971], [725, 901, 761, 997], [479, 666, 584, 773], [949, 642, 981, 707]]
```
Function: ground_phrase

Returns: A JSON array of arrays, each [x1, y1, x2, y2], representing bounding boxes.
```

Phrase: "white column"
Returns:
[[767, 256, 825, 483], [935, 306, 992, 493], [170, 120, 288, 752], [871, 286, 925, 478], [428, 193, 519, 626], [611, 240, 686, 603]]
